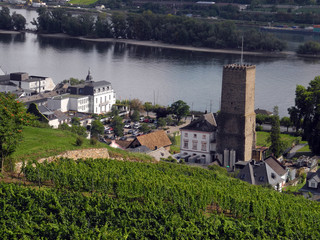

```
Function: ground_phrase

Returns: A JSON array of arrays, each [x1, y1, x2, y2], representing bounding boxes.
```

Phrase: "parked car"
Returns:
[[105, 130, 113, 134], [124, 124, 131, 128], [120, 136, 127, 141], [128, 129, 134, 134], [133, 123, 140, 129]]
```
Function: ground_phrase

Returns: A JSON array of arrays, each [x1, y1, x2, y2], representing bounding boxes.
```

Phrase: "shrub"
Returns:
[[256, 125, 263, 131], [90, 137, 98, 145], [76, 136, 84, 146]]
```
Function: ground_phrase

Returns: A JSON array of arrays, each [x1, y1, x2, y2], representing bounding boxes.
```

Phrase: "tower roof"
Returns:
[[86, 69, 93, 82]]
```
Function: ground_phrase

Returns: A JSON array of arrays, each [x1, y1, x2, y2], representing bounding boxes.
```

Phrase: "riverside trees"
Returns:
[[0, 7, 26, 31], [288, 76, 320, 154], [32, 9, 286, 52]]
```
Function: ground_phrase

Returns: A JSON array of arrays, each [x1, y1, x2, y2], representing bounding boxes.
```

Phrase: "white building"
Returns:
[[47, 71, 116, 114], [179, 113, 217, 164], [0, 72, 55, 94]]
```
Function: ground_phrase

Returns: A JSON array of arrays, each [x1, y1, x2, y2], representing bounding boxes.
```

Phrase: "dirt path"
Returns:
[[15, 148, 110, 173]]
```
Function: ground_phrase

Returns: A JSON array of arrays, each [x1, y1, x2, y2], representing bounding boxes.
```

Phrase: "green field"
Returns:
[[11, 126, 153, 164], [69, 0, 98, 5], [256, 131, 307, 148]]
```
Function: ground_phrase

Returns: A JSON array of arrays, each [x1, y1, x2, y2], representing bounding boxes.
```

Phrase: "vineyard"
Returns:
[[1, 158, 320, 239]]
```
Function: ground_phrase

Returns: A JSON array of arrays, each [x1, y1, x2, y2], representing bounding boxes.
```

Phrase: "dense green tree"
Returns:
[[71, 117, 80, 126], [71, 125, 88, 138], [288, 77, 320, 154], [297, 41, 320, 55], [91, 120, 104, 138], [154, 107, 169, 119], [144, 102, 153, 116], [95, 13, 113, 38], [111, 12, 127, 39], [0, 93, 34, 172], [268, 107, 282, 158], [256, 113, 267, 126], [11, 12, 26, 31], [0, 7, 12, 30], [110, 115, 124, 137], [62, 78, 85, 85], [130, 110, 140, 122], [280, 116, 292, 132], [170, 100, 190, 123], [129, 98, 144, 112], [139, 123, 150, 134], [157, 117, 166, 128]]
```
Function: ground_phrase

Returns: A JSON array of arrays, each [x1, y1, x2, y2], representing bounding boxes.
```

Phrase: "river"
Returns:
[[0, 7, 320, 116]]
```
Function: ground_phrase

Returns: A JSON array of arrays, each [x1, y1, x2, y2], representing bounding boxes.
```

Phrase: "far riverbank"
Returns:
[[40, 32, 296, 58]]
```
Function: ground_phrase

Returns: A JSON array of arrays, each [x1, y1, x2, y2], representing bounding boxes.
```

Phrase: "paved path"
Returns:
[[286, 143, 308, 159]]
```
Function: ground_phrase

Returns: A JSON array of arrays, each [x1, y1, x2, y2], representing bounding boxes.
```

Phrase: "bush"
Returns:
[[76, 136, 84, 146], [90, 137, 98, 145], [256, 125, 263, 131]]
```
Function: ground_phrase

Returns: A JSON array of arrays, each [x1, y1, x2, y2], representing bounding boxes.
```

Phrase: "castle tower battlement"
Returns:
[[217, 64, 256, 163]]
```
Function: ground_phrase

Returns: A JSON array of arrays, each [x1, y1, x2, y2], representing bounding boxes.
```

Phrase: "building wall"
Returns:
[[47, 97, 70, 112], [180, 129, 216, 164], [69, 96, 90, 113], [93, 90, 116, 114], [217, 64, 256, 163]]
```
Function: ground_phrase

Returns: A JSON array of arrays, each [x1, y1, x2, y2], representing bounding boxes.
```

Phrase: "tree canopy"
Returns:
[[170, 100, 190, 123], [288, 76, 320, 154], [0, 93, 34, 172], [0, 7, 26, 31]]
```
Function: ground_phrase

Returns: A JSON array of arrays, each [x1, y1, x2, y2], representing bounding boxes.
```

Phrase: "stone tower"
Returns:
[[217, 64, 256, 163]]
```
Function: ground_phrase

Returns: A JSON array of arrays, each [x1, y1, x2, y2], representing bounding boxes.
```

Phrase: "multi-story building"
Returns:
[[0, 72, 55, 95], [179, 113, 217, 164], [47, 71, 116, 114]]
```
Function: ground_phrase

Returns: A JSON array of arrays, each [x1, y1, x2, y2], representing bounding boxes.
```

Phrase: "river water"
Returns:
[[0, 7, 320, 116]]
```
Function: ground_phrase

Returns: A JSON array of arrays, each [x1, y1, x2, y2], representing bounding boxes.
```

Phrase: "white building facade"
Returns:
[[179, 113, 217, 164], [47, 72, 116, 114]]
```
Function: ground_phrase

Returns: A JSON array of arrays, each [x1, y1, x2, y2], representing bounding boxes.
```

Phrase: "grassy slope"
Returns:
[[256, 131, 308, 148], [12, 126, 153, 163], [69, 0, 98, 5]]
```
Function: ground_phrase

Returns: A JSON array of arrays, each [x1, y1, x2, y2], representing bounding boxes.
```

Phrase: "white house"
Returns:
[[0, 72, 55, 94], [179, 113, 217, 164], [47, 71, 116, 114]]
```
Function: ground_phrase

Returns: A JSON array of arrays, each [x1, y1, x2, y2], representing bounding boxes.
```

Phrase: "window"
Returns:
[[310, 182, 316, 188], [201, 142, 207, 151], [193, 134, 197, 138], [100, 97, 102, 103], [202, 135, 206, 139], [184, 133, 188, 137], [96, 98, 97, 103], [183, 140, 189, 149], [192, 140, 198, 150], [105, 96, 107, 102], [109, 95, 111, 100]]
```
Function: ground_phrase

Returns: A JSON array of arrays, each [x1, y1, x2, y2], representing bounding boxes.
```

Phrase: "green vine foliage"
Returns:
[[0, 158, 316, 238]]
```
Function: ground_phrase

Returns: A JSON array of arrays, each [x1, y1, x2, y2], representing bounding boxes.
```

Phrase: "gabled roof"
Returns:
[[19, 91, 59, 103], [255, 108, 273, 116], [128, 145, 151, 153], [265, 156, 287, 176], [307, 169, 320, 183], [180, 113, 217, 132], [237, 160, 284, 187], [130, 130, 172, 151]]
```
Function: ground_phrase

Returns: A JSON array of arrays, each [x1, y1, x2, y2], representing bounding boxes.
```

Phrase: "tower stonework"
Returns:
[[217, 64, 256, 163]]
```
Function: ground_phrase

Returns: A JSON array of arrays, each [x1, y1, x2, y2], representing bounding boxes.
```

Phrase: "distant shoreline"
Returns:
[[0, 29, 298, 58]]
